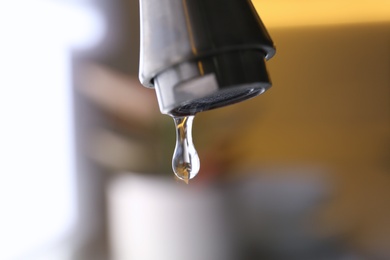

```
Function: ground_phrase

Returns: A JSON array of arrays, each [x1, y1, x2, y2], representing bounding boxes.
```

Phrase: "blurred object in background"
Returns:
[[108, 174, 232, 260], [108, 171, 364, 260], [0, 0, 104, 259], [75, 62, 159, 172]]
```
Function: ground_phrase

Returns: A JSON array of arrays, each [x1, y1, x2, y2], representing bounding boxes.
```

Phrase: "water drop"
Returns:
[[171, 115, 200, 182]]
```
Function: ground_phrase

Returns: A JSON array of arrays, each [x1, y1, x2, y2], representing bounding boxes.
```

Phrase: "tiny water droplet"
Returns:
[[171, 115, 200, 182]]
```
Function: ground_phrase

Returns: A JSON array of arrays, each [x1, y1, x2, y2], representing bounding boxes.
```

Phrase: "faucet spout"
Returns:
[[139, 0, 275, 115]]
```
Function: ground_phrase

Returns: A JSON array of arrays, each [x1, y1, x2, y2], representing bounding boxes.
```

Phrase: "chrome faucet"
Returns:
[[138, 0, 275, 116]]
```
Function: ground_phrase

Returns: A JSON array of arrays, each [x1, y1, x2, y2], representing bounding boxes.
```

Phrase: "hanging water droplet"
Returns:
[[171, 115, 200, 182]]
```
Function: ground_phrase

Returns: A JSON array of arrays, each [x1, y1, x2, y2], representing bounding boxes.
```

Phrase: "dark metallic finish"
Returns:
[[139, 0, 275, 115]]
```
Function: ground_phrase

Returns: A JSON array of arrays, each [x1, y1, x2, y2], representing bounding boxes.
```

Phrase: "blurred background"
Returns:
[[0, 0, 389, 259]]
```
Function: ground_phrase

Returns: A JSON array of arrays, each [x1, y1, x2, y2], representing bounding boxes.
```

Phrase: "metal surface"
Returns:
[[139, 0, 275, 115]]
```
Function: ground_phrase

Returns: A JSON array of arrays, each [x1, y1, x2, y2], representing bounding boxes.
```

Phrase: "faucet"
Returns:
[[138, 0, 275, 116]]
